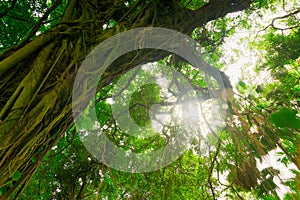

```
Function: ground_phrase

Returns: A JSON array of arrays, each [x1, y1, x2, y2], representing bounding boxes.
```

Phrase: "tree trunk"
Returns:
[[0, 0, 250, 198]]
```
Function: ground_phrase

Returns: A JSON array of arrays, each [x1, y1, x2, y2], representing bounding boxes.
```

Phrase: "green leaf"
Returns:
[[238, 81, 247, 89], [0, 186, 7, 195], [8, 181, 13, 188], [12, 170, 21, 182], [269, 108, 300, 129], [96, 101, 111, 125], [109, 19, 117, 27], [31, 156, 37, 163]]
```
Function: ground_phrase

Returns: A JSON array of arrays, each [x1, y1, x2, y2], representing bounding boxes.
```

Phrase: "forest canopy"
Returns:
[[0, 0, 299, 199]]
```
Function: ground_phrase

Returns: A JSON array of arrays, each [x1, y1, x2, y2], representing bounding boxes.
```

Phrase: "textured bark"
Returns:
[[0, 0, 251, 198]]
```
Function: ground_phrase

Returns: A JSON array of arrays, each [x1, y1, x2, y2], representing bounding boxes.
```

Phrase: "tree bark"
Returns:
[[0, 0, 250, 197]]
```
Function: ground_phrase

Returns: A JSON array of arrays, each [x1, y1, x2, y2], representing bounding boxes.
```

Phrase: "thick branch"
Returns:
[[189, 0, 251, 31], [0, 32, 57, 77]]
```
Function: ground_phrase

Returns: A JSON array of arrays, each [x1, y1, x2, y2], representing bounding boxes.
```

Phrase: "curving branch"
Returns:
[[188, 0, 251, 32], [258, 8, 300, 33]]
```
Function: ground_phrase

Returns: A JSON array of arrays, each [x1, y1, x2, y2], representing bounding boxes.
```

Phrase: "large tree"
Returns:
[[0, 0, 290, 198]]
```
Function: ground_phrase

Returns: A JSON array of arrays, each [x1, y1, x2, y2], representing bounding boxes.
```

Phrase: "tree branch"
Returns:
[[189, 0, 251, 32], [256, 8, 300, 36]]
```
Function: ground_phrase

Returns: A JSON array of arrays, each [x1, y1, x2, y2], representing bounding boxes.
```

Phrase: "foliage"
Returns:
[[260, 28, 300, 72], [0, 0, 67, 53], [129, 83, 161, 127]]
